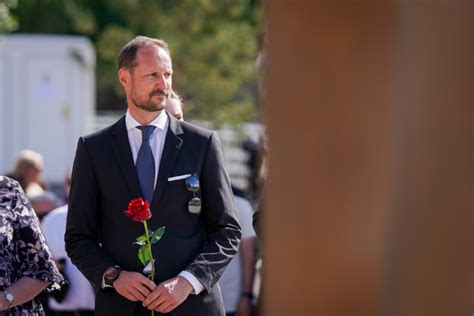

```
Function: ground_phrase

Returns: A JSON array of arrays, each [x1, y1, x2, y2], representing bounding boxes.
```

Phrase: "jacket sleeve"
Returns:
[[184, 132, 242, 292], [65, 137, 117, 289]]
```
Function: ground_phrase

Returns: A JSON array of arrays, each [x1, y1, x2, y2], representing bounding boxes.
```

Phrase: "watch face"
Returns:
[[105, 267, 118, 279], [104, 266, 121, 285]]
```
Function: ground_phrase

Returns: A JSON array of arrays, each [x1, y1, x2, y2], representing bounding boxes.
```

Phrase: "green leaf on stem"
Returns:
[[138, 245, 151, 266], [133, 235, 148, 246], [136, 235, 147, 242], [150, 226, 166, 244]]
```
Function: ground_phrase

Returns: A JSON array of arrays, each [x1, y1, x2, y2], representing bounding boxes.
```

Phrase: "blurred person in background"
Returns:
[[250, 136, 267, 315], [8, 150, 61, 223], [219, 186, 257, 316], [42, 171, 95, 316], [58, 171, 72, 206], [252, 135, 267, 241], [166, 89, 184, 121], [0, 176, 64, 315], [7, 149, 48, 196], [28, 191, 60, 222], [242, 138, 260, 202]]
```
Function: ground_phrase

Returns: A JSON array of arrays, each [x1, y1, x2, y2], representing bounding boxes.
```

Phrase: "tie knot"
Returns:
[[137, 125, 156, 142]]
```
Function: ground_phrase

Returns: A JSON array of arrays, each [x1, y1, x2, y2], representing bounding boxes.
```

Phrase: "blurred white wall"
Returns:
[[0, 34, 95, 184]]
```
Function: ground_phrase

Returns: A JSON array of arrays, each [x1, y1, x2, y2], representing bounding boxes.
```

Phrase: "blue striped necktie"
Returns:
[[136, 125, 156, 203]]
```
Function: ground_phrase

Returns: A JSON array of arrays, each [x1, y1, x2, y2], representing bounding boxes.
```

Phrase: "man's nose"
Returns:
[[155, 76, 169, 89]]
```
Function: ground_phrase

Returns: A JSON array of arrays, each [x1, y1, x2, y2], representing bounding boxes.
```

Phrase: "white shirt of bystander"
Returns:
[[42, 205, 95, 311]]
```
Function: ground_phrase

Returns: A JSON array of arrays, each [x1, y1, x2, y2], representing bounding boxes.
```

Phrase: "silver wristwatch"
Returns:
[[3, 290, 14, 309]]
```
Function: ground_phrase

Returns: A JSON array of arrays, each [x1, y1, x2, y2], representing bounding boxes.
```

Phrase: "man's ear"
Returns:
[[118, 68, 128, 86]]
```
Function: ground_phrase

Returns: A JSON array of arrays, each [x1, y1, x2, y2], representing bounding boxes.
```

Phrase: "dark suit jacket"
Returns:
[[65, 114, 241, 316]]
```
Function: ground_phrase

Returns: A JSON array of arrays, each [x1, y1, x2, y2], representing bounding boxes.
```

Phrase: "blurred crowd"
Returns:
[[4, 136, 266, 316]]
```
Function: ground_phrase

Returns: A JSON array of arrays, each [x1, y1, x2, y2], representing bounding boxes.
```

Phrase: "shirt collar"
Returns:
[[125, 109, 168, 132]]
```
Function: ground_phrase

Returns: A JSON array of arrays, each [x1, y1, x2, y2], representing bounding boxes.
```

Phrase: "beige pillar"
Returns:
[[386, 2, 472, 315], [263, 1, 472, 315]]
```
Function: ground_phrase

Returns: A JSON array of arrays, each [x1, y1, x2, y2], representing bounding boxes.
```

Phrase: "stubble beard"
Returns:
[[131, 90, 167, 113]]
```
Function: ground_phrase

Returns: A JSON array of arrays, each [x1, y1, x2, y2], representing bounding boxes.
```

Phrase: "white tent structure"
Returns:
[[0, 34, 95, 184]]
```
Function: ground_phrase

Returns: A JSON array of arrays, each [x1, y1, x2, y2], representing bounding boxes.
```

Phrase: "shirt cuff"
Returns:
[[179, 271, 204, 295]]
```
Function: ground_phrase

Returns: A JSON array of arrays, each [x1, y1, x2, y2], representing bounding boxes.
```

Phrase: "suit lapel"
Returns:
[[151, 114, 183, 210], [111, 116, 142, 199]]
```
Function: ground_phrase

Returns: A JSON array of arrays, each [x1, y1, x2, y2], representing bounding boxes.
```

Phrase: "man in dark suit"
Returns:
[[65, 36, 241, 316]]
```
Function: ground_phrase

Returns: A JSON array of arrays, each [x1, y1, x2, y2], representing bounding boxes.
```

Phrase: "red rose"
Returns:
[[124, 198, 151, 222]]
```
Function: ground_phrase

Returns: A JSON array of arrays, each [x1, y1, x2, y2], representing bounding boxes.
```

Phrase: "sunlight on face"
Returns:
[[129, 46, 173, 112]]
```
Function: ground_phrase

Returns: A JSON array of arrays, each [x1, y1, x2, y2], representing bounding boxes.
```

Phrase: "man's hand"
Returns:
[[142, 275, 193, 313], [113, 271, 156, 302]]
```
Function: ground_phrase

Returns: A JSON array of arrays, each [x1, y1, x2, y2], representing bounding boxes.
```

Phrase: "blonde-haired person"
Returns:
[[8, 149, 48, 196], [166, 89, 184, 121], [0, 176, 64, 315]]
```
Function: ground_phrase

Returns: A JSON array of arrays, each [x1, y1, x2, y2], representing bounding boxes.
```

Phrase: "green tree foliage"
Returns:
[[12, 0, 262, 125], [0, 0, 19, 33]]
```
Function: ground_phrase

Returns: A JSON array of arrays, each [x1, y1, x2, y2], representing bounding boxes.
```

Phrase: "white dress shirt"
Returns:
[[125, 110, 204, 295]]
